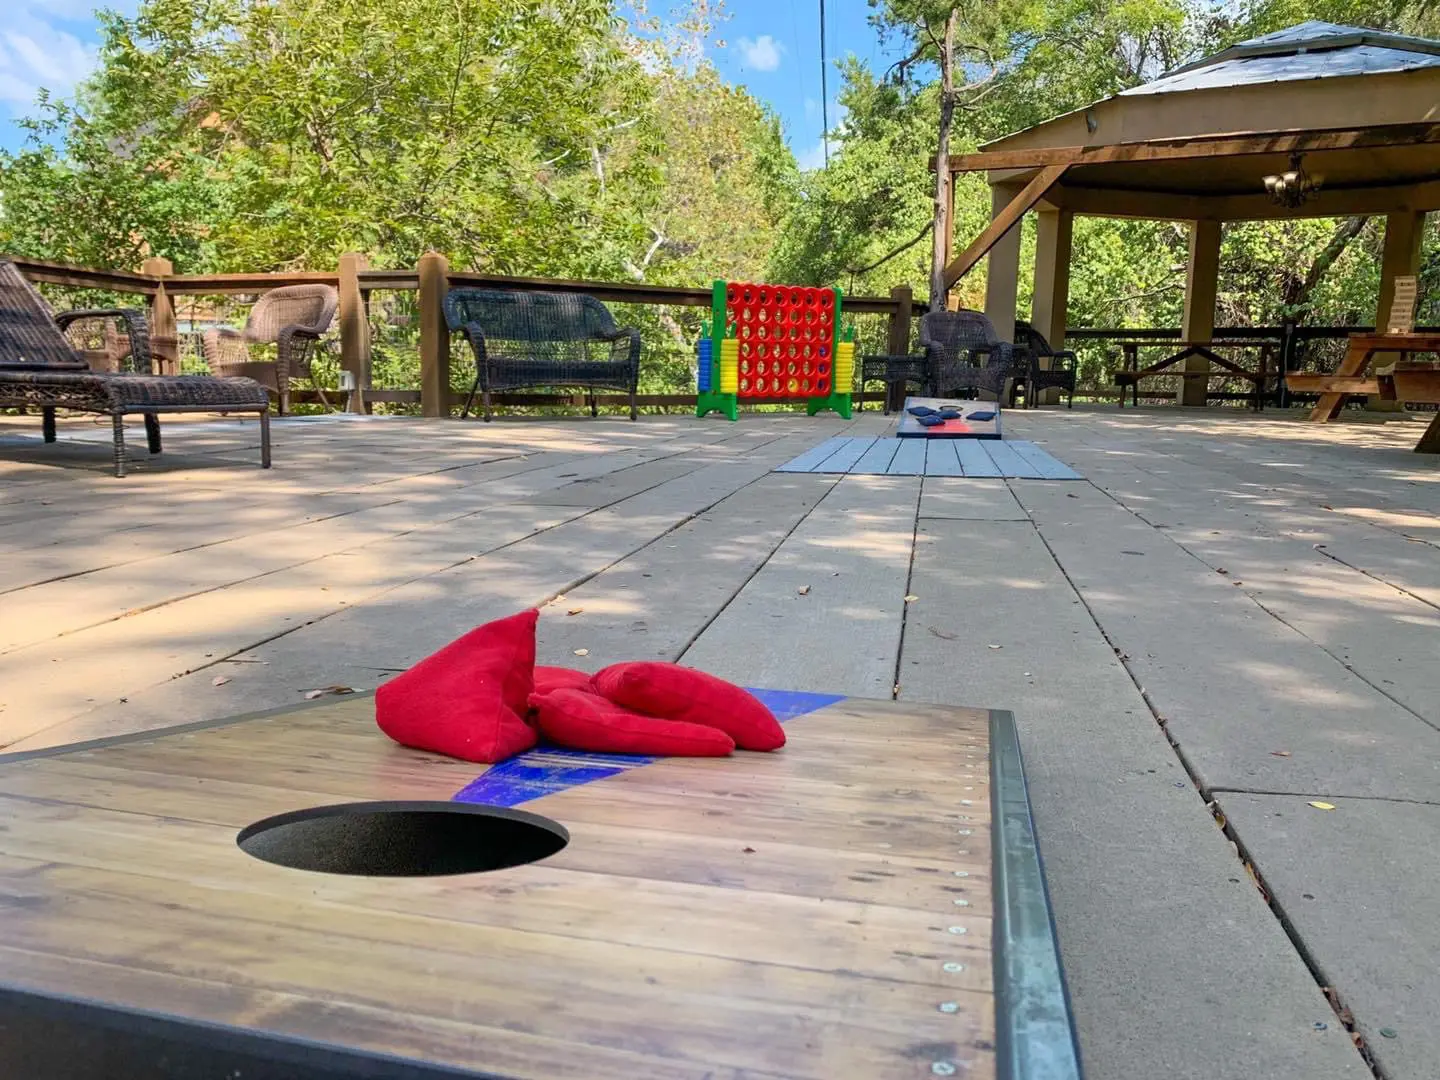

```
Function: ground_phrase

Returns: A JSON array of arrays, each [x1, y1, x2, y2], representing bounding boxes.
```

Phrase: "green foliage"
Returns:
[[4, 0, 1440, 410]]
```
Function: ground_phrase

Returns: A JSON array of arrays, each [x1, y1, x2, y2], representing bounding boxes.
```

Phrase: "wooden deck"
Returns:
[[2, 405, 1439, 1080], [0, 694, 1000, 1079]]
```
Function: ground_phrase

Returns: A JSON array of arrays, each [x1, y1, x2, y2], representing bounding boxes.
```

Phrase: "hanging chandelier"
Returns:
[[1263, 153, 1318, 208]]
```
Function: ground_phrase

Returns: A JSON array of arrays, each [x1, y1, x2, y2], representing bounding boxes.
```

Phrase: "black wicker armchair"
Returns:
[[1014, 320, 1077, 408], [920, 309, 1029, 403], [444, 289, 641, 421]]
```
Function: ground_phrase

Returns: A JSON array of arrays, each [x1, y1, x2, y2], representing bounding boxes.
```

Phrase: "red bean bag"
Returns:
[[591, 662, 785, 751], [530, 688, 734, 757], [534, 665, 595, 694], [375, 610, 539, 763]]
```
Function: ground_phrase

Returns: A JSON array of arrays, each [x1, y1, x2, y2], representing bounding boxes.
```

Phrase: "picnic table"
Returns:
[[1113, 340, 1273, 409], [1285, 334, 1440, 453]]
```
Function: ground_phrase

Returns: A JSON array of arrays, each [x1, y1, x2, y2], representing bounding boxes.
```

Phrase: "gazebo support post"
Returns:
[[1031, 208, 1073, 404], [1370, 209, 1426, 410], [984, 184, 1023, 403], [1179, 220, 1222, 406]]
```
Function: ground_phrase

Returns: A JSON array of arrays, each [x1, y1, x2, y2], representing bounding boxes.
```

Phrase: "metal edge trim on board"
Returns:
[[989, 708, 1085, 1080]]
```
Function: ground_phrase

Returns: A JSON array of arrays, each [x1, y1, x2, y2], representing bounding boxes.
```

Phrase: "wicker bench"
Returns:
[[0, 260, 271, 477], [444, 288, 641, 421]]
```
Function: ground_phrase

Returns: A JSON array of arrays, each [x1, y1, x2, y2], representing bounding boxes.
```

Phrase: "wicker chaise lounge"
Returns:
[[0, 261, 271, 477]]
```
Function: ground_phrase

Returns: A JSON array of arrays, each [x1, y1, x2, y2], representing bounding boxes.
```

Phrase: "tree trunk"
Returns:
[[929, 9, 958, 312], [1281, 216, 1369, 313]]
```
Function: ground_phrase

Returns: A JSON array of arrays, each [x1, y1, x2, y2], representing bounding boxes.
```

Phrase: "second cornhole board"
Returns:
[[896, 396, 1003, 439]]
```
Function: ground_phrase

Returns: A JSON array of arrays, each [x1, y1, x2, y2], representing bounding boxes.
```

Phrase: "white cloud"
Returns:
[[0, 2, 141, 119], [737, 34, 783, 72], [796, 138, 829, 171]]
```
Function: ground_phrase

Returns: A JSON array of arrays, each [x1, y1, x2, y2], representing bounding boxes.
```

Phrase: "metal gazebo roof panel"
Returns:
[[1123, 20, 1440, 96]]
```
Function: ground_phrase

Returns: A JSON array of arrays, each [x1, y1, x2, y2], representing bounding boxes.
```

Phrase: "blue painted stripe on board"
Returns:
[[452, 689, 846, 806], [452, 748, 656, 807], [745, 687, 847, 723]]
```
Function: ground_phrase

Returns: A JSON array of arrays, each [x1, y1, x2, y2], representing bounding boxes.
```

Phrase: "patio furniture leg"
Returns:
[[144, 413, 162, 454], [587, 389, 598, 418], [260, 409, 272, 468], [42, 407, 56, 443], [629, 388, 638, 421], [460, 375, 481, 420], [482, 388, 493, 422], [278, 384, 290, 416], [112, 414, 127, 478]]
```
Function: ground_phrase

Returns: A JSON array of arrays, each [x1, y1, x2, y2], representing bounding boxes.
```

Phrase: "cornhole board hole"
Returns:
[[0, 692, 1081, 1080], [896, 397, 1003, 439]]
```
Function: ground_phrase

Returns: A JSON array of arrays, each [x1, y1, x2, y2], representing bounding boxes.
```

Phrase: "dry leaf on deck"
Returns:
[[304, 685, 355, 700], [566, 608, 584, 616], [928, 627, 957, 641], [1270, 750, 1292, 757], [211, 676, 231, 687], [904, 595, 919, 603], [1308, 801, 1336, 811], [574, 648, 589, 657], [987, 644, 1003, 650], [797, 586, 811, 596]]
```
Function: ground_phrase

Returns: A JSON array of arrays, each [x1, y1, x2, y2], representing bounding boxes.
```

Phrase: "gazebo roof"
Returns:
[[940, 22, 1440, 288], [1121, 20, 1440, 96]]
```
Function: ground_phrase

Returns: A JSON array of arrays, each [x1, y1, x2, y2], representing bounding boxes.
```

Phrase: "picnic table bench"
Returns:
[[1285, 334, 1440, 453], [1113, 340, 1273, 409]]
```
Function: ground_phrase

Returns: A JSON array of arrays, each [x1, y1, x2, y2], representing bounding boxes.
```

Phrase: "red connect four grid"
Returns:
[[726, 283, 835, 399]]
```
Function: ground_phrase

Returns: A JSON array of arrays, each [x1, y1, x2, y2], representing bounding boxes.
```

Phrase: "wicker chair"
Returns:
[[444, 289, 641, 421], [920, 309, 1029, 403], [1014, 320, 1077, 408], [203, 284, 338, 414], [0, 260, 270, 477]]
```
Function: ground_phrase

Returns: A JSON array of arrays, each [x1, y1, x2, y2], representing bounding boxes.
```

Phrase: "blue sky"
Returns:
[[0, 0, 903, 165]]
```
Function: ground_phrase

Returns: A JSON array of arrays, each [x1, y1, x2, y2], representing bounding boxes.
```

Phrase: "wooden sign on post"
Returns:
[[1387, 274, 1418, 335]]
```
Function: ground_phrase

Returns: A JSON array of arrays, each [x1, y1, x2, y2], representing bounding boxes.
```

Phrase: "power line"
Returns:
[[819, 0, 829, 167]]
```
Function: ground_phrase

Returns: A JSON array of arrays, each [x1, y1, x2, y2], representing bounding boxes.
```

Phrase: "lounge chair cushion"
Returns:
[[529, 688, 734, 757], [375, 609, 539, 763], [591, 661, 785, 751]]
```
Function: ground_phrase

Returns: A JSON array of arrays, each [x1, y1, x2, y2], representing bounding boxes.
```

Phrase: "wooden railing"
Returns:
[[9, 253, 915, 416]]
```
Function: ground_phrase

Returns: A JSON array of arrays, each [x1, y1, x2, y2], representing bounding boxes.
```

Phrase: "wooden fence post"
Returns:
[[885, 284, 914, 412], [417, 251, 451, 417], [140, 256, 177, 375], [338, 252, 371, 413]]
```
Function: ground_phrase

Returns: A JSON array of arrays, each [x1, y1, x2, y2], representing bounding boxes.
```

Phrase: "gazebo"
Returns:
[[944, 20, 1440, 406]]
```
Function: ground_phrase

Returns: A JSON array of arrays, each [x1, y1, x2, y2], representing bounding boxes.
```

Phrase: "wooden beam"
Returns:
[[337, 252, 371, 414], [1049, 180, 1440, 222], [417, 251, 451, 418], [947, 122, 1440, 174], [885, 284, 913, 354], [943, 165, 1067, 289], [139, 257, 177, 376]]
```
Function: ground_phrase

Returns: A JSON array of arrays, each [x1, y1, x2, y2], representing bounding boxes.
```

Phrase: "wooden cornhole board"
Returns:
[[0, 692, 1080, 1080], [896, 396, 1003, 439]]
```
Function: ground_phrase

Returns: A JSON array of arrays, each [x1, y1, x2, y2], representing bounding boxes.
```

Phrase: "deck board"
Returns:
[[0, 694, 998, 1080]]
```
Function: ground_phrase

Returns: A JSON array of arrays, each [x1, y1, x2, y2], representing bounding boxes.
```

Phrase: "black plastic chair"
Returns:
[[1014, 320, 1077, 408]]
